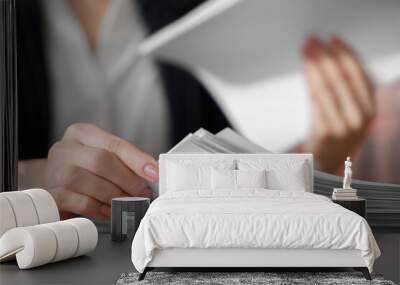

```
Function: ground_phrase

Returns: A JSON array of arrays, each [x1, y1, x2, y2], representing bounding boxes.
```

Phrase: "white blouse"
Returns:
[[42, 0, 170, 157]]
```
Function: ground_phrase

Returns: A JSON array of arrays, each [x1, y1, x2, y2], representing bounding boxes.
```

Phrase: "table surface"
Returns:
[[0, 233, 133, 285]]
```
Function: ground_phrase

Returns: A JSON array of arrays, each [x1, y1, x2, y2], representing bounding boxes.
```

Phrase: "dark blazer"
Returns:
[[16, 0, 230, 160]]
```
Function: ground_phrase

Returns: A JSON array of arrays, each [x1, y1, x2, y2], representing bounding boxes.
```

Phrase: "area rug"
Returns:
[[116, 272, 395, 285]]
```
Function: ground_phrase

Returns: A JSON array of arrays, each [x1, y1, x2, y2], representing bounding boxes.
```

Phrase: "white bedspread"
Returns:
[[131, 190, 380, 272]]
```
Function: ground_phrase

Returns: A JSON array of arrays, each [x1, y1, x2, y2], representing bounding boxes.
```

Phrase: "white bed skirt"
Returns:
[[148, 248, 366, 268]]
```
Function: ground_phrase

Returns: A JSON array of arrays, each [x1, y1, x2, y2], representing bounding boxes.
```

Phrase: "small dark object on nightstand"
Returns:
[[111, 197, 150, 242]]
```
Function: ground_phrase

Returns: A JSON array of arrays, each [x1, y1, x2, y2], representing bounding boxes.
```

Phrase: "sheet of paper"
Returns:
[[196, 53, 400, 151], [138, 0, 400, 83], [114, 0, 400, 151]]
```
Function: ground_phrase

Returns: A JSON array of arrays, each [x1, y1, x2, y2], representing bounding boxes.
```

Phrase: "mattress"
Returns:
[[131, 190, 380, 272]]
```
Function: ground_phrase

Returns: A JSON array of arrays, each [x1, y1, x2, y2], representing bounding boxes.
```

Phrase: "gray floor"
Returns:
[[1, 233, 398, 285], [0, 233, 133, 285]]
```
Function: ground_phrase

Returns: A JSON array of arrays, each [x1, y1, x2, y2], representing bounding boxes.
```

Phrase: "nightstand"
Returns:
[[332, 198, 366, 218]]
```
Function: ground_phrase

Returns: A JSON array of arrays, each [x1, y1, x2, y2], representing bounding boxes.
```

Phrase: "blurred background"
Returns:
[[15, 0, 400, 191]]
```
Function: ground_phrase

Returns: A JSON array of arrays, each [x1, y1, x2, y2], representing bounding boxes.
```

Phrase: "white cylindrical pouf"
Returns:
[[65, 218, 98, 257], [24, 189, 60, 223], [1, 192, 39, 227], [0, 196, 16, 237], [42, 221, 79, 262], [0, 226, 57, 269], [0, 218, 97, 269]]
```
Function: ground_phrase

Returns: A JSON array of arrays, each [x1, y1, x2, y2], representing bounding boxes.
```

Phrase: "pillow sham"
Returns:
[[211, 168, 268, 190], [236, 169, 267, 189], [237, 159, 309, 191], [167, 163, 210, 191], [166, 159, 235, 191], [211, 168, 236, 189], [267, 167, 307, 191]]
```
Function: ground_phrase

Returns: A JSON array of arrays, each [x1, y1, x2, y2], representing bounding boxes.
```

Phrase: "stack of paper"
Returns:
[[167, 127, 400, 231], [332, 188, 358, 201], [314, 173, 400, 231]]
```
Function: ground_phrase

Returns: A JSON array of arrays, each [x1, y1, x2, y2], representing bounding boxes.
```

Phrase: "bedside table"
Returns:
[[332, 198, 366, 218]]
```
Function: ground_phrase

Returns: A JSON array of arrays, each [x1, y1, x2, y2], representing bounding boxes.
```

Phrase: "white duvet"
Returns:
[[131, 190, 380, 273]]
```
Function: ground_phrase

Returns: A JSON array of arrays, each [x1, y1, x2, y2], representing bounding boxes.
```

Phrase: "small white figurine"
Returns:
[[343, 156, 352, 189]]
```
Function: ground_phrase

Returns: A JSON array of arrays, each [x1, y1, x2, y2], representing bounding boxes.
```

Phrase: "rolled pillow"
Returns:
[[0, 218, 98, 269]]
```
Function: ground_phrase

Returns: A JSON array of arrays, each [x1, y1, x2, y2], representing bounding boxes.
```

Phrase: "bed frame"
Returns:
[[139, 249, 371, 280], [139, 154, 371, 281]]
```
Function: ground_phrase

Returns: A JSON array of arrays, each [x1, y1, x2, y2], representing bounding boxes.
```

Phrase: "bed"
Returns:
[[131, 154, 380, 280]]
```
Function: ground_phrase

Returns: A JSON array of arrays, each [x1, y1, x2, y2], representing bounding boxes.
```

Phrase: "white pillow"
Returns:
[[237, 159, 309, 191], [166, 159, 235, 192], [236, 169, 267, 189], [211, 169, 268, 190], [211, 168, 236, 190], [167, 163, 211, 191]]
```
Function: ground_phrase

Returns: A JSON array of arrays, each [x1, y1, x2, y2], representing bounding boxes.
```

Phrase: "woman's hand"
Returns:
[[301, 36, 376, 173], [45, 123, 157, 220]]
